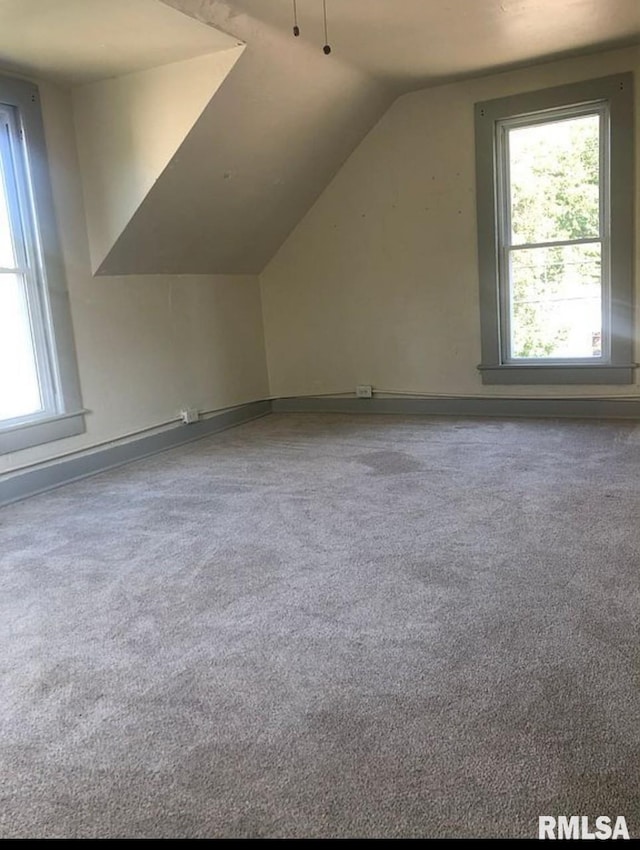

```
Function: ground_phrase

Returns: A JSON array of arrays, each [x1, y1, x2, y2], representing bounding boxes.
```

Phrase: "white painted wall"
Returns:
[[73, 47, 243, 273], [261, 45, 640, 399], [1, 80, 269, 475], [104, 0, 394, 275]]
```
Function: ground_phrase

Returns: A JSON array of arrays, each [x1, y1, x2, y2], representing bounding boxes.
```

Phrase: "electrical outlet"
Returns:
[[180, 408, 200, 424], [356, 384, 372, 399]]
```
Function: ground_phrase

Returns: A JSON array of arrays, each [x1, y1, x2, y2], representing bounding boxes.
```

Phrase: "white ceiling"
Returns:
[[100, 1, 392, 274], [0, 0, 635, 89], [0, 0, 240, 85], [228, 0, 640, 88], [0, 0, 637, 274]]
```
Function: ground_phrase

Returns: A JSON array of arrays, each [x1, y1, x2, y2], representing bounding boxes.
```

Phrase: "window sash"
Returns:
[[0, 104, 59, 425], [474, 73, 634, 386], [495, 102, 611, 366], [0, 74, 85, 454]]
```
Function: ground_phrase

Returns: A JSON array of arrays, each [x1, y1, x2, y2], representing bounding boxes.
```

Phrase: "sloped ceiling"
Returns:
[[96, 1, 393, 275], [228, 0, 640, 89], [0, 0, 239, 85], [97, 0, 640, 275], [74, 47, 245, 274], [1, 0, 637, 276]]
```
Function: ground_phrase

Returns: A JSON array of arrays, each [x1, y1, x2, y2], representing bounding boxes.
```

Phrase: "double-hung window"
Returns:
[[475, 73, 634, 384], [0, 75, 84, 453]]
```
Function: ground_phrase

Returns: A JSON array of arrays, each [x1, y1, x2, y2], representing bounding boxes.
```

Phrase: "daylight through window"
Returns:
[[502, 110, 604, 361], [475, 74, 634, 385], [0, 74, 84, 454], [0, 104, 50, 422]]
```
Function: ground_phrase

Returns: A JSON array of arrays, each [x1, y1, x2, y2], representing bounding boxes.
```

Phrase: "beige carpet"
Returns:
[[1, 413, 639, 838]]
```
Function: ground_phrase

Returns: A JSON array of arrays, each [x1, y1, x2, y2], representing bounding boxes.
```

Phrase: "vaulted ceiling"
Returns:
[[96, 0, 392, 274], [227, 0, 640, 89], [0, 0, 637, 275]]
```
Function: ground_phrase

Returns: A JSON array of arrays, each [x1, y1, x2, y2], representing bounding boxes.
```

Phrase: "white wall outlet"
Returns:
[[180, 408, 200, 424], [356, 384, 373, 399]]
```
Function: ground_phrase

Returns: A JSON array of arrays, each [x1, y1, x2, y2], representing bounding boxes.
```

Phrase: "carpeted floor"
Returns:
[[1, 413, 639, 839]]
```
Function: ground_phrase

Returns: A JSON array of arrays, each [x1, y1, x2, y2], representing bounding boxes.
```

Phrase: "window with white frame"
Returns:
[[0, 75, 84, 453], [475, 73, 634, 385]]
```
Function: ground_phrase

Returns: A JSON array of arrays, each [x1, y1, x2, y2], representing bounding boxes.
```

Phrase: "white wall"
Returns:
[[260, 45, 640, 399], [73, 47, 243, 273], [1, 80, 269, 475]]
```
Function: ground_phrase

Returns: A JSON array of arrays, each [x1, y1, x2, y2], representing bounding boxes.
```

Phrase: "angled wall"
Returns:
[[94, 0, 394, 275], [73, 46, 244, 273]]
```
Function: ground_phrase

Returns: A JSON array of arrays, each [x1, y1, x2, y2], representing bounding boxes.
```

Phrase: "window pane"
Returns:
[[509, 243, 601, 360], [0, 124, 17, 269], [509, 113, 600, 245], [0, 273, 42, 420]]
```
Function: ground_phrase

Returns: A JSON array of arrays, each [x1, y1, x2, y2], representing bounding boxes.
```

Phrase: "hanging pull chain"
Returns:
[[291, 0, 332, 54], [292, 0, 300, 36], [322, 0, 331, 54]]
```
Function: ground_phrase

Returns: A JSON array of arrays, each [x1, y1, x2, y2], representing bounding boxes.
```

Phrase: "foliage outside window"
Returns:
[[475, 74, 634, 385]]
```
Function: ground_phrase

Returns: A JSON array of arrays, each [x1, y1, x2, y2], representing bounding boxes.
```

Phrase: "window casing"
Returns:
[[475, 73, 634, 384], [0, 75, 84, 453]]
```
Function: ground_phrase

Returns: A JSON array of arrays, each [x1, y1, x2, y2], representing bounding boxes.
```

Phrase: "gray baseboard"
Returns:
[[271, 394, 640, 419], [6, 393, 640, 506], [1, 400, 271, 507]]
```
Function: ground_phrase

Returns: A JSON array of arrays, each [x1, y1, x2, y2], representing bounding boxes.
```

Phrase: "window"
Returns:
[[475, 73, 634, 384], [0, 75, 84, 453]]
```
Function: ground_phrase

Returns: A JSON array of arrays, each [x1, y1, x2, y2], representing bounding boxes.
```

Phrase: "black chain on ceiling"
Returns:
[[292, 0, 332, 54]]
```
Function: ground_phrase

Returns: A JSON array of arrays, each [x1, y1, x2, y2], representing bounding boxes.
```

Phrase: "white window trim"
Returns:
[[0, 74, 84, 454], [474, 73, 635, 385]]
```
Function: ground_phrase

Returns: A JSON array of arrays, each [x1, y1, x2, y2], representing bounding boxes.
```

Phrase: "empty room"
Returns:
[[1, 0, 639, 840]]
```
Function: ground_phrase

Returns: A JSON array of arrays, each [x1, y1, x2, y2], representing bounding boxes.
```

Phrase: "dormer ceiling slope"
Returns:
[[94, 0, 640, 275], [0, 0, 637, 276]]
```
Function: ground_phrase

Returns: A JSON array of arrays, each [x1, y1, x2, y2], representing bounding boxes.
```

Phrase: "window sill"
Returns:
[[478, 364, 636, 385], [0, 411, 86, 454]]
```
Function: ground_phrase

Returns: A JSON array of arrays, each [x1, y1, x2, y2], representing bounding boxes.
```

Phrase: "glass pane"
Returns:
[[509, 113, 600, 245], [0, 122, 17, 269], [0, 273, 42, 421], [509, 243, 601, 360]]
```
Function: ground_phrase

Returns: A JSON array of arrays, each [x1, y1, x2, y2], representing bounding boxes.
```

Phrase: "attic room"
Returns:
[[0, 0, 638, 840]]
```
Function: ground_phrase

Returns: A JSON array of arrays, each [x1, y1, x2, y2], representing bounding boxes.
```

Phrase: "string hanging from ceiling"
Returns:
[[292, 0, 300, 36], [291, 0, 332, 54], [322, 0, 331, 54]]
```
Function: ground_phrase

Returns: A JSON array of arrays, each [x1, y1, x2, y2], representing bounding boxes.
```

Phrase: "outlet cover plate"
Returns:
[[356, 385, 372, 398]]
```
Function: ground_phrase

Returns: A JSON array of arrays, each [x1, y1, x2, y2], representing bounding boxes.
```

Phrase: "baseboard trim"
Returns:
[[1, 400, 272, 507], [271, 394, 640, 419], [6, 394, 640, 506]]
